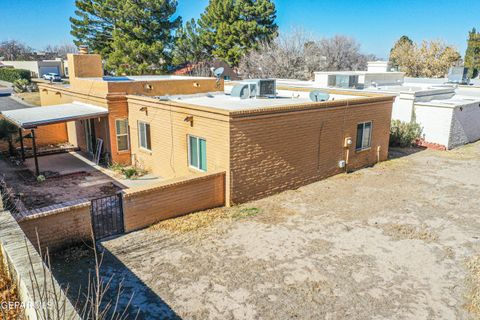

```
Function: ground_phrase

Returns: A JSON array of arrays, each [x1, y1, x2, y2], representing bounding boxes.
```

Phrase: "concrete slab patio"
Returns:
[[55, 142, 480, 319]]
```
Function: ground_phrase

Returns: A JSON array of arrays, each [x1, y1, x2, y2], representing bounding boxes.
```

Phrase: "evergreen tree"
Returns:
[[107, 0, 181, 75], [172, 19, 209, 66], [70, 0, 119, 58], [71, 0, 181, 75], [464, 28, 480, 78], [198, 0, 277, 67]]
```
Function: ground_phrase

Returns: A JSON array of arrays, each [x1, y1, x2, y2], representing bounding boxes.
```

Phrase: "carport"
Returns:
[[0, 101, 108, 176]]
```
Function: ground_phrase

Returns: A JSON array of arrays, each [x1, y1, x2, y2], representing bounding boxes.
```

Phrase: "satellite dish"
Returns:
[[309, 90, 330, 102], [213, 67, 225, 79]]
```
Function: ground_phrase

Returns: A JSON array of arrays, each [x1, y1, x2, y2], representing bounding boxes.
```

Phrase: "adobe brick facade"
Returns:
[[229, 98, 392, 203]]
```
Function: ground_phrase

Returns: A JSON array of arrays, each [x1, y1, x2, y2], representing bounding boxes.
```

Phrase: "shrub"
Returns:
[[0, 68, 31, 82], [13, 79, 29, 93], [389, 120, 423, 147]]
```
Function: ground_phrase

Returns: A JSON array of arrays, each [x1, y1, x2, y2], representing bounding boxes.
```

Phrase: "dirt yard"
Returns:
[[0, 156, 121, 212], [58, 142, 480, 319]]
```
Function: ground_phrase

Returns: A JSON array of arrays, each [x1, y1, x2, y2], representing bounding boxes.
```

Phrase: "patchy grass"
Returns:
[[15, 92, 41, 106], [150, 206, 263, 234], [465, 255, 480, 315], [440, 143, 480, 161], [0, 251, 24, 319], [380, 223, 439, 242]]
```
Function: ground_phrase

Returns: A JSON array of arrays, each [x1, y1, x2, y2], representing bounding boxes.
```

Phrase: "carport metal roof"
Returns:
[[0, 101, 108, 129]]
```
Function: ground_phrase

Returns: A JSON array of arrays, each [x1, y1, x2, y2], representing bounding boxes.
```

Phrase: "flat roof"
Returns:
[[1, 101, 108, 129], [150, 89, 364, 111], [82, 75, 215, 82]]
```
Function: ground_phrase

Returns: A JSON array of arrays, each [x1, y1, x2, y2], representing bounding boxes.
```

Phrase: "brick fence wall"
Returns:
[[18, 201, 92, 252], [123, 171, 226, 232]]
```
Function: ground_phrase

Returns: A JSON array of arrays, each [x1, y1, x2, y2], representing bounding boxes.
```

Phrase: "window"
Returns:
[[188, 135, 207, 171], [356, 121, 372, 151], [138, 121, 152, 150], [115, 119, 129, 152]]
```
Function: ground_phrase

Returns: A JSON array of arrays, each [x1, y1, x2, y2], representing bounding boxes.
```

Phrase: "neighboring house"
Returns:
[[315, 61, 404, 89], [389, 86, 480, 149], [25, 53, 393, 204], [295, 62, 480, 150], [2, 59, 66, 78]]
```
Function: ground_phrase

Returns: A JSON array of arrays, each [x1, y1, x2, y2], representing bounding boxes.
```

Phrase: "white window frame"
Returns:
[[187, 135, 207, 172], [356, 121, 373, 151], [138, 121, 152, 151], [115, 118, 129, 152]]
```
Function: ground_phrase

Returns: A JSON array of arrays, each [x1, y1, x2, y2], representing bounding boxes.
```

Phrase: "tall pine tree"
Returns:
[[70, 0, 119, 58], [172, 19, 209, 66], [464, 28, 480, 78], [70, 0, 181, 75], [198, 0, 277, 67]]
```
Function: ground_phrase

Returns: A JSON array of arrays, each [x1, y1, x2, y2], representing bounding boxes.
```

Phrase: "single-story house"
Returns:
[[5, 53, 394, 204]]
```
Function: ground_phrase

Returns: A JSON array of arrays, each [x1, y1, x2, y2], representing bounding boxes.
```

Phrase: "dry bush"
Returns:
[[465, 255, 480, 315], [0, 250, 24, 320], [25, 232, 138, 320], [380, 223, 438, 242], [150, 206, 265, 234]]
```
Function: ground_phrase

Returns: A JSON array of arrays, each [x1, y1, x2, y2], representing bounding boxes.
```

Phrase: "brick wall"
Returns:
[[123, 172, 226, 232], [0, 116, 68, 152], [229, 98, 393, 204], [18, 202, 92, 252], [126, 96, 230, 180]]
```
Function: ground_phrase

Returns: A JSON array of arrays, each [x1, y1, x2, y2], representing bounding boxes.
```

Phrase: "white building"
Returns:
[[278, 68, 480, 150], [314, 61, 404, 89], [1, 59, 67, 78]]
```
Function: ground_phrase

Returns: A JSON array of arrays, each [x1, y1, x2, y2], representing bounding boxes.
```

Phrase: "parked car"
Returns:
[[42, 73, 62, 82]]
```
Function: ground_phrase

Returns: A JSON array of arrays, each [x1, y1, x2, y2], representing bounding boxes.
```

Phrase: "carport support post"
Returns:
[[18, 128, 25, 161], [31, 129, 39, 176]]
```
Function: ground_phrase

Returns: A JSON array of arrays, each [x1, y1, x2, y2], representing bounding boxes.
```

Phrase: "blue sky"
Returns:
[[0, 0, 478, 59]]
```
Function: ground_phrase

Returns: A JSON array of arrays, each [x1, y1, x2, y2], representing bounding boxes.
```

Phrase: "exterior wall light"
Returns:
[[193, 82, 200, 87], [139, 106, 148, 115], [184, 115, 194, 127]]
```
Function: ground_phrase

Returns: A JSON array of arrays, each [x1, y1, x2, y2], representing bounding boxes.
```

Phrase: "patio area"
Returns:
[[0, 151, 161, 217]]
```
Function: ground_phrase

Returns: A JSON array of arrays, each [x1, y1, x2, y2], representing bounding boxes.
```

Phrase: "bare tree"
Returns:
[[239, 31, 375, 80], [316, 35, 372, 71], [239, 30, 311, 80], [0, 40, 33, 61], [44, 44, 78, 59]]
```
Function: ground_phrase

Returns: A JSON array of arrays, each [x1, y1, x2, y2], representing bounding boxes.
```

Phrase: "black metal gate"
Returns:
[[90, 193, 124, 240]]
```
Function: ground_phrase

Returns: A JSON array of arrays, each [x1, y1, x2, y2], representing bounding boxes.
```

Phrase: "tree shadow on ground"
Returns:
[[51, 242, 181, 320], [388, 146, 427, 160]]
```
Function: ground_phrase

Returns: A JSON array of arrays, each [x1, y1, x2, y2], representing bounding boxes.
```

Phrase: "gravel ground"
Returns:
[[65, 142, 480, 319]]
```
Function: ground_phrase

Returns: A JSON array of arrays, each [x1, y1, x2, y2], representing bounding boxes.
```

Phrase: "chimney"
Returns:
[[78, 45, 89, 55]]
